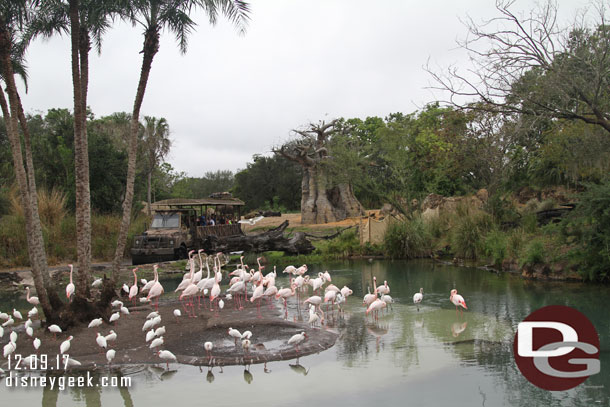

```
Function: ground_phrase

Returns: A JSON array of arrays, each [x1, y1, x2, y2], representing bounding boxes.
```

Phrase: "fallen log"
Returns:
[[201, 220, 315, 255]]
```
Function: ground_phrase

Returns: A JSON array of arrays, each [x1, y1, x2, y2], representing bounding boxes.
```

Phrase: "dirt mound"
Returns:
[[0, 297, 338, 371]]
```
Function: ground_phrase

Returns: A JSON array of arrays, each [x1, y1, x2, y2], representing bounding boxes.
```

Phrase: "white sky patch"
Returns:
[[18, 0, 587, 176]]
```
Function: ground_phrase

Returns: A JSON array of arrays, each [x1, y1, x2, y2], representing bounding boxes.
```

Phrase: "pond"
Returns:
[[1, 259, 609, 406]]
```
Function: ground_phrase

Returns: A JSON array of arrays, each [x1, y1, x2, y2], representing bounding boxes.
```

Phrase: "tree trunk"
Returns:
[[111, 28, 159, 285], [69, 0, 92, 302], [202, 221, 315, 254], [147, 170, 152, 218], [0, 28, 57, 321]]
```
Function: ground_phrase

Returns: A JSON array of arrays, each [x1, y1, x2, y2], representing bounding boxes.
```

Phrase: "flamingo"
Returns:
[[227, 280, 246, 310], [48, 324, 62, 340], [340, 286, 353, 298], [111, 300, 124, 308], [66, 264, 75, 302], [157, 350, 177, 369], [413, 288, 424, 311], [128, 268, 139, 307], [179, 273, 199, 317], [26, 287, 40, 306], [60, 335, 73, 354], [276, 279, 296, 311], [208, 266, 222, 312], [147, 265, 165, 311], [366, 298, 386, 321], [450, 289, 468, 316], [381, 294, 394, 311], [250, 280, 265, 318], [26, 326, 33, 337], [282, 265, 297, 275], [363, 286, 376, 307], [173, 309, 181, 322], [287, 331, 307, 353], [92, 278, 103, 288], [0, 311, 8, 320], [377, 280, 390, 296]]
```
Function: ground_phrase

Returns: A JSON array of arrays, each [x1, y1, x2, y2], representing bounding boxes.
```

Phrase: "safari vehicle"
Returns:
[[131, 196, 245, 265]]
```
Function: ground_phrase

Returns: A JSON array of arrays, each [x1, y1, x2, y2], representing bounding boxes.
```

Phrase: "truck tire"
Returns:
[[175, 246, 188, 260]]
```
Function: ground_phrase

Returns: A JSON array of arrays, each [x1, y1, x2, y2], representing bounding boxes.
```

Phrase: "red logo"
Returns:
[[513, 305, 600, 391]]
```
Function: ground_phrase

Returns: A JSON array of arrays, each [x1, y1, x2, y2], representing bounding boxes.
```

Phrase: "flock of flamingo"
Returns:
[[0, 249, 469, 372]]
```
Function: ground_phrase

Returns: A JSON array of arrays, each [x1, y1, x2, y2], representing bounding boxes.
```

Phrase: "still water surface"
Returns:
[[1, 260, 609, 406]]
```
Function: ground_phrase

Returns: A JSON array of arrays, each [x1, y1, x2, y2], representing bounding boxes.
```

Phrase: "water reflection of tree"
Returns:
[[41, 370, 135, 407], [335, 313, 370, 366]]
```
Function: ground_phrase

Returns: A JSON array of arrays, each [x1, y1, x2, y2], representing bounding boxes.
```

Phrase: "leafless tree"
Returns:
[[427, 0, 610, 134]]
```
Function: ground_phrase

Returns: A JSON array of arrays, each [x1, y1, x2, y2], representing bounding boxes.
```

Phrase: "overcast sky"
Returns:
[[19, 0, 587, 177]]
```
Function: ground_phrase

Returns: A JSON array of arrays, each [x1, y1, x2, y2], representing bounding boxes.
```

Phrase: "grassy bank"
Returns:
[[0, 188, 148, 268]]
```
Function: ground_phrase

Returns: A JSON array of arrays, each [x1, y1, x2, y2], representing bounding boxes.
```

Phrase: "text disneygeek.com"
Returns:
[[4, 372, 131, 391]]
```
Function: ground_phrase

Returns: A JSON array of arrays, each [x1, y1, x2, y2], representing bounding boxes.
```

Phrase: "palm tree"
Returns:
[[0, 0, 60, 321], [30, 0, 119, 304], [141, 116, 171, 217], [110, 0, 250, 283]]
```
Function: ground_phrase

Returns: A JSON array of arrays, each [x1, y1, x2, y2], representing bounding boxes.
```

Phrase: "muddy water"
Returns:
[[1, 260, 609, 406]]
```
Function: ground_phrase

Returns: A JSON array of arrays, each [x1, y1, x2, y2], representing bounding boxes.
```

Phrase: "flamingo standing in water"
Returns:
[[413, 288, 424, 311], [450, 289, 468, 316], [204, 341, 213, 361], [66, 264, 75, 302], [26, 287, 40, 306]]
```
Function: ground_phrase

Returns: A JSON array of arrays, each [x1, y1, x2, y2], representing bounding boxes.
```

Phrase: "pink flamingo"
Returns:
[[450, 289, 468, 316], [250, 279, 265, 318], [147, 265, 165, 311], [26, 287, 40, 306], [66, 264, 75, 302], [128, 268, 139, 307]]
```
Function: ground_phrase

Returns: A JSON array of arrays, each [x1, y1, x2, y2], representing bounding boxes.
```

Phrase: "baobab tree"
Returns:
[[274, 119, 364, 224]]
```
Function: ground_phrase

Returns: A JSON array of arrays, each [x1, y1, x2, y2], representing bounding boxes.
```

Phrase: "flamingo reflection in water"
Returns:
[[367, 320, 389, 352], [451, 321, 468, 337]]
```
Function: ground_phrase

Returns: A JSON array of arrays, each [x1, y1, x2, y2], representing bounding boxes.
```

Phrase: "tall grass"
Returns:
[[449, 205, 493, 260], [0, 186, 148, 267], [383, 216, 431, 259]]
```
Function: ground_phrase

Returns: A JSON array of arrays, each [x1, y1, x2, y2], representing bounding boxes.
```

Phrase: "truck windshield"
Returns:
[[151, 213, 180, 228]]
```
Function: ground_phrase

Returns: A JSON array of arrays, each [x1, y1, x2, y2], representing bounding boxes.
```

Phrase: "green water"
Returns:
[[1, 259, 609, 406]]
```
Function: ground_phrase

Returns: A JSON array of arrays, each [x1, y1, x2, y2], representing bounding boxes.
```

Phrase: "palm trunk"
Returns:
[[147, 170, 152, 217], [69, 0, 91, 300], [0, 28, 55, 320], [111, 28, 160, 284]]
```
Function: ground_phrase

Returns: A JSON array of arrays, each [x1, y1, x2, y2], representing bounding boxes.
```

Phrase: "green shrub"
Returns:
[[483, 229, 507, 267], [383, 217, 431, 259], [565, 180, 610, 281], [507, 228, 526, 259], [450, 209, 492, 260], [520, 239, 545, 267]]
